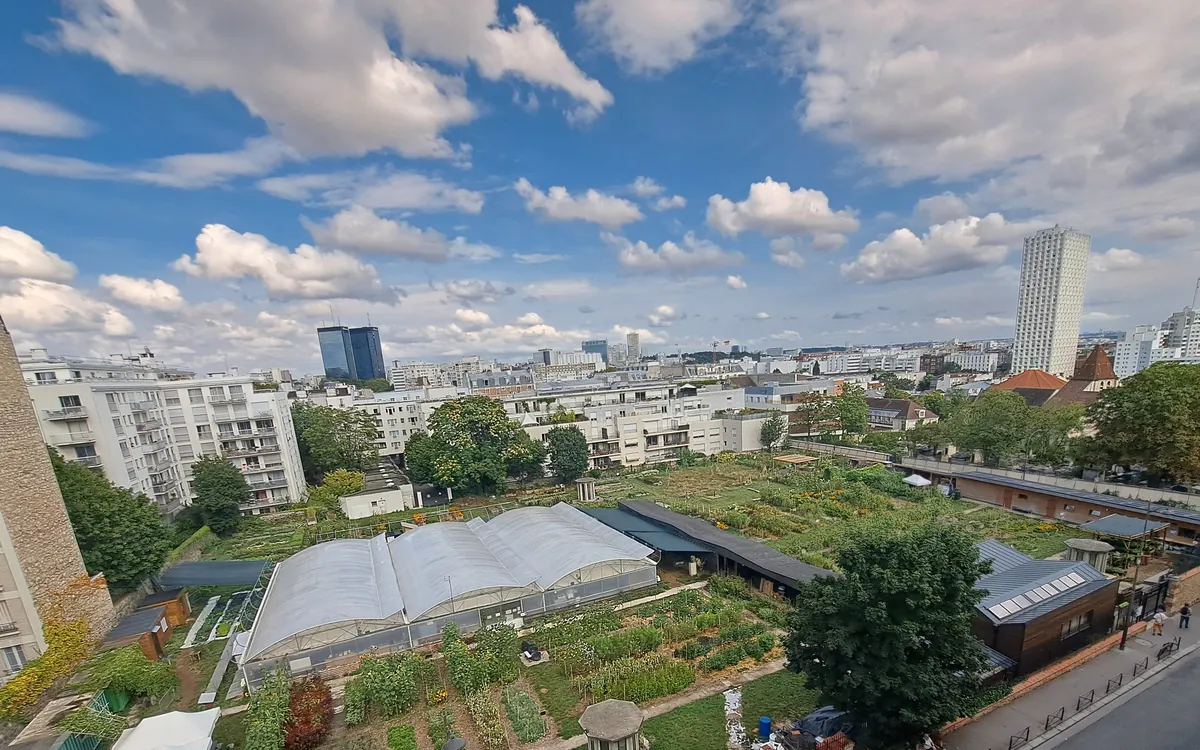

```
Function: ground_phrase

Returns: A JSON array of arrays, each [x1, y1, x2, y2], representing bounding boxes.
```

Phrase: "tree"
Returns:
[[759, 411, 787, 451], [905, 420, 949, 453], [791, 393, 838, 437], [189, 456, 247, 535], [50, 450, 172, 591], [1086, 363, 1200, 482], [292, 402, 380, 483], [947, 389, 1028, 465], [785, 522, 991, 748], [920, 390, 970, 421], [1022, 405, 1085, 466], [306, 469, 364, 518], [410, 396, 543, 494], [860, 431, 904, 453], [837, 384, 869, 437], [917, 374, 935, 391], [545, 426, 588, 483], [811, 360, 821, 376]]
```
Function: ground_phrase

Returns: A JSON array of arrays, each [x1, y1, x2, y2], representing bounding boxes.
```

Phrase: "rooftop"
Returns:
[[579, 699, 643, 740], [975, 540, 1112, 624], [992, 370, 1067, 391], [1079, 514, 1170, 539], [957, 473, 1200, 527]]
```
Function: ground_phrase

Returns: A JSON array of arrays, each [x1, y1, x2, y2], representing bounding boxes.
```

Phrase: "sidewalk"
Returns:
[[946, 614, 1200, 750]]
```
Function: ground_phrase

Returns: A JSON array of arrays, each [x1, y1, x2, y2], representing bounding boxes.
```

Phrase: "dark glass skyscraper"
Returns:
[[317, 326, 356, 379], [349, 326, 385, 380], [582, 339, 609, 364]]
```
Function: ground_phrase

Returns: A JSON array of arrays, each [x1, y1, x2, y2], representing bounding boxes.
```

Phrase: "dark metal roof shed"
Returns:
[[158, 560, 269, 587], [580, 507, 712, 554], [1079, 514, 1170, 539]]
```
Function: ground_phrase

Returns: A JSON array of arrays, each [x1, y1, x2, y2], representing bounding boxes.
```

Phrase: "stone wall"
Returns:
[[1165, 566, 1200, 612], [0, 316, 114, 634]]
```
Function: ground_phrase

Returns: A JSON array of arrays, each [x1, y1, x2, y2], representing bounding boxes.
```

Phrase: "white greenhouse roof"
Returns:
[[244, 503, 654, 662]]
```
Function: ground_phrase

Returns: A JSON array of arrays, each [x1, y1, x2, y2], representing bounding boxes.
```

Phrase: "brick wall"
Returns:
[[1165, 565, 1200, 612], [0, 317, 114, 634]]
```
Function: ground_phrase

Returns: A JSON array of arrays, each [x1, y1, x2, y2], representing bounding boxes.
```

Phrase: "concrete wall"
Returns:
[[341, 486, 417, 519]]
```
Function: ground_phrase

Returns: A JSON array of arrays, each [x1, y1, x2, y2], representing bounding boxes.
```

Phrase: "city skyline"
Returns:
[[0, 3, 1197, 376]]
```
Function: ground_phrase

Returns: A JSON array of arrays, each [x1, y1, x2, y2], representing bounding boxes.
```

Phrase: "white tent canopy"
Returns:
[[903, 474, 932, 487], [113, 709, 220, 750]]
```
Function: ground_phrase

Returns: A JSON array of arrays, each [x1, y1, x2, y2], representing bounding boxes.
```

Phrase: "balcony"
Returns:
[[44, 406, 88, 421], [588, 445, 619, 457], [130, 400, 157, 412], [246, 478, 288, 491], [240, 494, 292, 508], [135, 419, 163, 432], [70, 456, 102, 468], [224, 444, 281, 457], [643, 423, 689, 436], [0, 622, 18, 635], [51, 431, 95, 445], [209, 394, 247, 405], [140, 438, 167, 452]]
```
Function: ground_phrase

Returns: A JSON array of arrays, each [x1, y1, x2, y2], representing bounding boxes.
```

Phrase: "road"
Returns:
[[1053, 652, 1200, 750]]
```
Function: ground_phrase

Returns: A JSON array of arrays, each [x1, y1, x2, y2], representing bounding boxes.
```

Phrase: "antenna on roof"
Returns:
[[1192, 277, 1199, 308]]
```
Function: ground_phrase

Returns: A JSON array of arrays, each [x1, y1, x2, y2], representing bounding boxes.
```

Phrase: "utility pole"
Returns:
[[1119, 494, 1154, 650]]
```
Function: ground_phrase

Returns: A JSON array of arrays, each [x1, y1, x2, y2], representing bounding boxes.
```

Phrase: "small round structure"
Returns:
[[580, 699, 643, 749], [1065, 538, 1115, 573]]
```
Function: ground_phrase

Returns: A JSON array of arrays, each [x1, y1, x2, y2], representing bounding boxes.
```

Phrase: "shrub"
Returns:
[[707, 574, 750, 599], [673, 640, 712, 660], [585, 626, 663, 661], [586, 661, 696, 702], [721, 510, 750, 529], [347, 653, 433, 721], [502, 687, 547, 742], [57, 707, 126, 740], [477, 624, 520, 683], [717, 621, 766, 643], [444, 640, 489, 695], [245, 670, 290, 750], [284, 677, 333, 750], [385, 725, 417, 750], [660, 619, 699, 643], [699, 644, 747, 671], [87, 645, 178, 697], [342, 679, 367, 726], [464, 691, 506, 748], [427, 707, 457, 748]]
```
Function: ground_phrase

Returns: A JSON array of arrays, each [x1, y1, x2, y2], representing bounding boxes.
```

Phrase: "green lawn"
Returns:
[[741, 670, 821, 727], [212, 711, 247, 749], [525, 662, 584, 738], [642, 694, 726, 750]]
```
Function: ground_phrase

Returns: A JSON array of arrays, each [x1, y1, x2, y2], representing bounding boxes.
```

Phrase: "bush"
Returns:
[[427, 707, 457, 748], [722, 510, 750, 529], [245, 670, 290, 750], [477, 624, 520, 683], [346, 653, 434, 722], [464, 691, 507, 748], [343, 679, 367, 726], [591, 662, 696, 702], [284, 677, 333, 750], [87, 645, 178, 697], [385, 725, 417, 750], [673, 640, 712, 660], [707, 574, 750, 599], [585, 626, 663, 661], [502, 687, 547, 742]]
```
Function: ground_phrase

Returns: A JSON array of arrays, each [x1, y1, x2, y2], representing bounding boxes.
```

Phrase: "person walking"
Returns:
[[1152, 608, 1167, 636], [1180, 604, 1191, 629]]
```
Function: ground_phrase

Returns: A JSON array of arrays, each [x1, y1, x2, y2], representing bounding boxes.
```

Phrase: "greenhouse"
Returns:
[[241, 503, 657, 687]]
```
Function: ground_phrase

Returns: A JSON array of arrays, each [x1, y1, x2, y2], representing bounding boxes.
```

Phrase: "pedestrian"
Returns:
[[1152, 608, 1167, 636], [1181, 604, 1191, 629]]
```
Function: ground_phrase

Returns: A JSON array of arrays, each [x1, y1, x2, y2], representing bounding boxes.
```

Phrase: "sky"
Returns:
[[0, 1, 1198, 375]]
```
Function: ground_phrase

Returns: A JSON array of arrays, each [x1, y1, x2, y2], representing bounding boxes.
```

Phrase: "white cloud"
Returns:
[[609, 324, 666, 345], [515, 178, 643, 228], [444, 279, 515, 304], [454, 308, 493, 329], [605, 232, 743, 274], [512, 253, 566, 264], [55, 1, 610, 156], [1082, 311, 1129, 322], [522, 279, 596, 300], [768, 237, 805, 269], [0, 137, 292, 189], [654, 195, 687, 211], [811, 232, 847, 251], [0, 93, 90, 137], [647, 304, 686, 326], [726, 274, 747, 289], [0, 279, 133, 336], [1090, 247, 1145, 272], [770, 0, 1200, 233], [258, 169, 484, 213], [173, 224, 393, 301], [753, 311, 771, 320], [0, 227, 76, 281], [841, 213, 1033, 283], [515, 312, 544, 325], [303, 205, 498, 262], [631, 176, 664, 197], [706, 177, 859, 237], [916, 192, 971, 224], [576, 0, 743, 73], [1130, 216, 1195, 242], [934, 315, 1013, 328], [97, 275, 184, 311]]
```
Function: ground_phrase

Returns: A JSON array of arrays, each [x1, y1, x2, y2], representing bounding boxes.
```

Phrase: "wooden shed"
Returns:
[[136, 588, 192, 627], [104, 605, 172, 661]]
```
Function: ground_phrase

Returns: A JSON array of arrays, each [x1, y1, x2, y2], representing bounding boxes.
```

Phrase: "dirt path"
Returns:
[[175, 653, 203, 707]]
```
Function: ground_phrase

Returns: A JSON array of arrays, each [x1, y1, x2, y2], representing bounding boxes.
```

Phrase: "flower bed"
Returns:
[[502, 687, 547, 743]]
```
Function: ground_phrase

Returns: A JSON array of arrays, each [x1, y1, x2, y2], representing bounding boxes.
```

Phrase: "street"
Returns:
[[1053, 651, 1200, 750]]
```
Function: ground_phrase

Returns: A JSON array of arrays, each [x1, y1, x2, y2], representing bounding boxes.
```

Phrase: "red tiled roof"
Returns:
[[1072, 345, 1116, 382], [993, 370, 1067, 391]]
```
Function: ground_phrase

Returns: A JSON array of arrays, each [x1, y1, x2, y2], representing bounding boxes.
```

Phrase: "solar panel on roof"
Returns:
[[1067, 572, 1086, 585], [988, 605, 1010, 618], [999, 599, 1021, 614], [1012, 594, 1033, 608], [1025, 588, 1047, 602], [1054, 576, 1077, 590], [1038, 584, 1059, 598]]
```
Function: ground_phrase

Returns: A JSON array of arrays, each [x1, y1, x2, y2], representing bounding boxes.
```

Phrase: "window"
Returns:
[[58, 395, 82, 408], [113, 417, 125, 436], [196, 425, 212, 439], [120, 442, 130, 458], [228, 385, 244, 398], [187, 388, 204, 405], [2, 645, 26, 672], [1061, 611, 1093, 640], [209, 387, 226, 401]]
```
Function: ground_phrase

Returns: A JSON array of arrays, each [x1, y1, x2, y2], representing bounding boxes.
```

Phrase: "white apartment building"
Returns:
[[346, 386, 465, 459], [538, 350, 604, 367], [626, 332, 641, 363], [944, 350, 999, 373], [1161, 308, 1200, 359], [534, 362, 599, 381], [20, 350, 305, 517], [1012, 226, 1091, 377], [811, 351, 920, 375], [1113, 308, 1200, 378], [389, 357, 486, 390], [1113, 324, 1166, 379]]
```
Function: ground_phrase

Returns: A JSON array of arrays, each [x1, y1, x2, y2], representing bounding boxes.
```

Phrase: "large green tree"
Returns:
[[545, 426, 588, 483], [408, 396, 544, 494], [292, 402, 380, 483], [189, 456, 246, 535], [305, 469, 365, 518], [791, 393, 838, 437], [50, 450, 172, 591], [920, 390, 970, 421], [1085, 363, 1200, 482], [785, 522, 990, 748], [947, 389, 1029, 465], [837, 384, 869, 437], [759, 411, 787, 451], [1022, 405, 1085, 466]]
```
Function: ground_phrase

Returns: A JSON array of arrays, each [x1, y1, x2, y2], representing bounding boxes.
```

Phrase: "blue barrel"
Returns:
[[758, 716, 772, 738]]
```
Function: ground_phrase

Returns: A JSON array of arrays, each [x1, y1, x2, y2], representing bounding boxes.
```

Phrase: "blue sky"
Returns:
[[0, 0, 1197, 374]]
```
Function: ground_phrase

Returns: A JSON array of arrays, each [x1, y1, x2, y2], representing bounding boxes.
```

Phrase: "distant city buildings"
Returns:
[[317, 325, 384, 380], [582, 339, 609, 365], [1113, 303, 1200, 378], [626, 332, 641, 363], [1012, 226, 1091, 377], [945, 350, 999, 373]]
